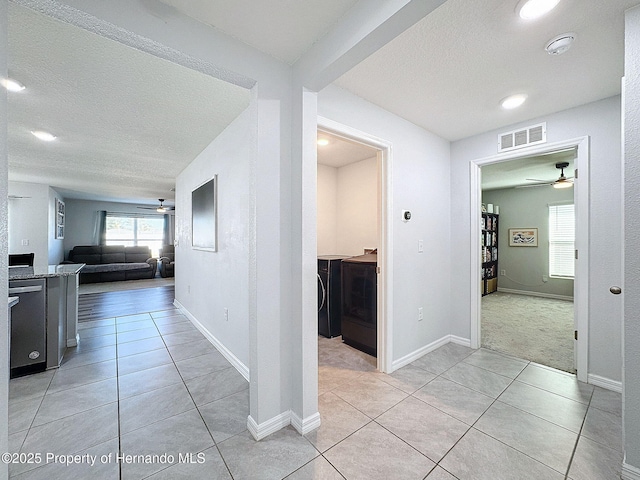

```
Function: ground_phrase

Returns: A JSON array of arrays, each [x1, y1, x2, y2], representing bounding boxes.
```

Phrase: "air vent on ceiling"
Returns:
[[498, 122, 546, 153]]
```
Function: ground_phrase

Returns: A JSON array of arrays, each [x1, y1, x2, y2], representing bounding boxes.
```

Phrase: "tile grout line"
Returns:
[[156, 316, 237, 480], [563, 388, 594, 479]]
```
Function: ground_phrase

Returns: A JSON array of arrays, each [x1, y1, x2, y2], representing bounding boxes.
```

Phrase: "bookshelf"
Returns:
[[481, 212, 499, 296]]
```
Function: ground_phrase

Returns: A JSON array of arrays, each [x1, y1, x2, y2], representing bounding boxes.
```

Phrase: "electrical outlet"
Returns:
[[542, 275, 548, 283], [500, 270, 506, 276], [418, 240, 424, 253], [224, 308, 229, 321], [418, 307, 423, 321], [21, 239, 29, 246]]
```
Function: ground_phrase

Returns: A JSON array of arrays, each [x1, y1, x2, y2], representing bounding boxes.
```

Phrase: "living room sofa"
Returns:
[[159, 245, 175, 278], [64, 245, 157, 284]]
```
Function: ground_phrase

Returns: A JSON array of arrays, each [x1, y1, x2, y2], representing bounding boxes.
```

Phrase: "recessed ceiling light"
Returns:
[[517, 0, 560, 20], [545, 33, 576, 55], [1, 78, 25, 92], [317, 138, 329, 146], [31, 130, 57, 142], [501, 94, 528, 110]]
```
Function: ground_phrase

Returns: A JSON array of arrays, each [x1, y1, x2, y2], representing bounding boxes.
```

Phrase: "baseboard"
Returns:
[[497, 287, 573, 302], [450, 335, 471, 347], [588, 373, 622, 393], [67, 333, 80, 347], [391, 335, 451, 371], [622, 461, 640, 480], [291, 411, 321, 435], [173, 299, 250, 381], [247, 411, 291, 441]]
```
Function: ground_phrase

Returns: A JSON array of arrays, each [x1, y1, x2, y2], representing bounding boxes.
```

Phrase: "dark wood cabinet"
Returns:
[[482, 213, 499, 296]]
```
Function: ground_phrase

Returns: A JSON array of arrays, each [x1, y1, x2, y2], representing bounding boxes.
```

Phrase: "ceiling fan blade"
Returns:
[[525, 178, 553, 182], [515, 182, 552, 189]]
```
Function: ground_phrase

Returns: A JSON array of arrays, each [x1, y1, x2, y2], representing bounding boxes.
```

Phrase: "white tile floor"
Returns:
[[7, 308, 623, 479]]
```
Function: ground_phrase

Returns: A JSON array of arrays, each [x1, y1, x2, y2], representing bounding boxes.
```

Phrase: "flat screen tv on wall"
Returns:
[[192, 175, 217, 251]]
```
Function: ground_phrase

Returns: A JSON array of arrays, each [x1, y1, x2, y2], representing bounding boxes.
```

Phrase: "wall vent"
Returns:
[[498, 122, 546, 153]]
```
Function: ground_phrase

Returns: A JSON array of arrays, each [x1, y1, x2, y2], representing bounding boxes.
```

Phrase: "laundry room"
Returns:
[[316, 130, 380, 375]]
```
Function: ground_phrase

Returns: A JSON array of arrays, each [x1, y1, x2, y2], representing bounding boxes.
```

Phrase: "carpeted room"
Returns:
[[481, 151, 575, 373]]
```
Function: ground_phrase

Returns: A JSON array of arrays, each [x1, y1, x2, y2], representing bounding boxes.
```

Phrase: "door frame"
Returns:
[[469, 136, 589, 382], [317, 116, 393, 373]]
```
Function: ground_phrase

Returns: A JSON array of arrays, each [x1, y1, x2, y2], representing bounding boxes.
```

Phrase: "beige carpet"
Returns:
[[79, 276, 175, 294], [482, 291, 574, 373]]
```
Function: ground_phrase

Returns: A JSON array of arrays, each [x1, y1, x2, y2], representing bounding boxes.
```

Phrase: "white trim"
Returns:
[[588, 374, 622, 393], [173, 299, 250, 381], [622, 462, 640, 480], [450, 335, 471, 347], [470, 136, 590, 383], [247, 411, 291, 441], [67, 333, 79, 348], [391, 335, 451, 371], [291, 411, 321, 435], [317, 116, 393, 373], [497, 287, 574, 302]]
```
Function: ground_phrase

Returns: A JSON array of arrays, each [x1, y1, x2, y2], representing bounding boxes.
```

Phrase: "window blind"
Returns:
[[549, 204, 575, 278]]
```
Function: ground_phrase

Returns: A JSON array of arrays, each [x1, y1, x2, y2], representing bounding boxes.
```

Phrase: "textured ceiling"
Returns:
[[8, 4, 251, 204], [157, 0, 360, 64], [334, 0, 640, 141], [317, 131, 378, 168], [481, 149, 576, 191]]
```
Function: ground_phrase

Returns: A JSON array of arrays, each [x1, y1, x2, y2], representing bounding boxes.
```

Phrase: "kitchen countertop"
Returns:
[[8, 296, 19, 308], [8, 264, 85, 281]]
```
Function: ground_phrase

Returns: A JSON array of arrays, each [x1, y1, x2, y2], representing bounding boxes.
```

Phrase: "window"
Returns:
[[105, 214, 164, 258], [549, 204, 575, 278]]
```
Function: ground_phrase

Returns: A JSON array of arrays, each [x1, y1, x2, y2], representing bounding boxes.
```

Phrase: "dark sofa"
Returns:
[[159, 245, 175, 278], [64, 245, 157, 284]]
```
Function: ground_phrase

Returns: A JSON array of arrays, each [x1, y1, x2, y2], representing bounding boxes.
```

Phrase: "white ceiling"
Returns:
[[334, 0, 640, 141], [8, 4, 251, 205], [317, 132, 378, 168], [7, 0, 640, 204], [481, 148, 576, 191], [157, 0, 361, 64]]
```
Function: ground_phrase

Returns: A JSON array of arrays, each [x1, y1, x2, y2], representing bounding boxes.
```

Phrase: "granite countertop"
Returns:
[[8, 296, 19, 308], [8, 264, 85, 281]]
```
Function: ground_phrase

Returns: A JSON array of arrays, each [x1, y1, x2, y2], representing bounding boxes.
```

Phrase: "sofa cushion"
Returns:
[[69, 245, 102, 265], [125, 246, 152, 263], [101, 245, 126, 264]]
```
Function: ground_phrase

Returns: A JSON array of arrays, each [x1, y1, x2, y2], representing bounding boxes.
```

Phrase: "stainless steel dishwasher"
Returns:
[[9, 278, 46, 377]]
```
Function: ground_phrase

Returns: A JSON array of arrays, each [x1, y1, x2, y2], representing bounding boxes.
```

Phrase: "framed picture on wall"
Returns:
[[191, 175, 217, 251], [55, 198, 65, 239], [509, 228, 537, 246]]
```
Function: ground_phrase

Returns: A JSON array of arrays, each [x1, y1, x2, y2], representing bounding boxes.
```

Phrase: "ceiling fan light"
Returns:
[[553, 179, 573, 189], [157, 206, 167, 213]]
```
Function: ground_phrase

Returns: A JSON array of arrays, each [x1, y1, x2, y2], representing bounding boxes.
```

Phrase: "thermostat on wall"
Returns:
[[402, 210, 411, 222]]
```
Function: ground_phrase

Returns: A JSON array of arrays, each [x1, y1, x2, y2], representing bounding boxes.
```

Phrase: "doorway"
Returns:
[[480, 149, 576, 373], [469, 137, 590, 382], [316, 116, 392, 375]]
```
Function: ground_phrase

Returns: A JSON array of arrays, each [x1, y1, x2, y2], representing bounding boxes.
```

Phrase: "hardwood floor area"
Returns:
[[78, 285, 175, 322]]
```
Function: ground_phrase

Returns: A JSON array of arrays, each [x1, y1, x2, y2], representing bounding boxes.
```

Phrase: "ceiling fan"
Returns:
[[137, 198, 175, 213], [517, 162, 574, 189]]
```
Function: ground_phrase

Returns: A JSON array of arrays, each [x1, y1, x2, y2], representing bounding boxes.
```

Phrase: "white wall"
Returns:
[[317, 164, 338, 255], [175, 103, 253, 370], [482, 186, 574, 298], [318, 85, 452, 363], [336, 156, 378, 256], [624, 5, 640, 473], [451, 96, 623, 383], [317, 156, 378, 256], [1, 3, 9, 477], [8, 182, 50, 270]]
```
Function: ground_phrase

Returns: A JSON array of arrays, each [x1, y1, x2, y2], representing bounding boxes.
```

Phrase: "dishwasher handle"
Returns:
[[9, 285, 43, 294]]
